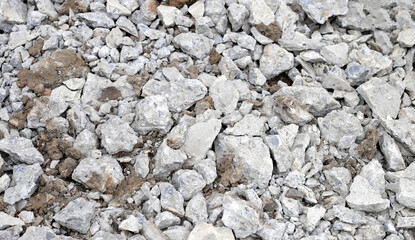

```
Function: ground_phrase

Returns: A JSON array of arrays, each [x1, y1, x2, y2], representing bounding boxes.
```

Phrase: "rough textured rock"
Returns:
[[4, 163, 43, 204], [357, 78, 401, 119], [97, 117, 138, 154], [174, 33, 214, 60], [53, 198, 96, 234], [188, 222, 234, 240], [172, 170, 206, 200], [72, 155, 125, 192], [259, 44, 294, 79], [209, 76, 239, 114], [215, 134, 273, 188], [222, 193, 260, 238], [397, 28, 415, 47], [274, 86, 341, 117], [318, 110, 364, 144], [0, 136, 44, 164], [298, 0, 349, 24]]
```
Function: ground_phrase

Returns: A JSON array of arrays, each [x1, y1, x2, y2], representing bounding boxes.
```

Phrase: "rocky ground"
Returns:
[[0, 0, 415, 239]]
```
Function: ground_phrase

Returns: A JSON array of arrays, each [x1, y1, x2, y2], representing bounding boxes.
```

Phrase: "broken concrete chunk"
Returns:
[[4, 163, 43, 204], [209, 76, 239, 114], [72, 155, 124, 192], [0, 136, 44, 164], [397, 28, 415, 48], [259, 44, 294, 79], [188, 222, 234, 240], [298, 0, 348, 24], [97, 117, 138, 154], [53, 197, 96, 234], [174, 33, 214, 60], [172, 169, 206, 200], [318, 110, 364, 144], [357, 78, 401, 119]]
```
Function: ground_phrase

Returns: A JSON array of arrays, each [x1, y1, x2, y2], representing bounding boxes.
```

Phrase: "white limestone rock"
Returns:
[[0, 136, 44, 164], [97, 117, 138, 154], [174, 33, 214, 60], [259, 44, 295, 79], [188, 222, 234, 240], [53, 198, 96, 234], [318, 110, 364, 144], [298, 0, 348, 24], [209, 76, 239, 114]]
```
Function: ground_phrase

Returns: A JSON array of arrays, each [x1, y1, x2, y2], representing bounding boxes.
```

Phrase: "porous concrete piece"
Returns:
[[53, 198, 96, 234], [0, 136, 44, 164]]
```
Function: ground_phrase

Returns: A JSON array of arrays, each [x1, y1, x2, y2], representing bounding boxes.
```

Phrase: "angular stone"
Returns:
[[188, 222, 234, 240], [345, 62, 372, 86], [91, 231, 126, 240], [134, 152, 150, 179], [274, 86, 340, 117], [174, 33, 214, 60], [53, 198, 96, 234], [349, 45, 392, 75], [260, 44, 294, 79], [379, 132, 405, 171], [157, 5, 179, 27], [72, 155, 124, 192], [0, 212, 24, 230], [97, 117, 138, 154], [274, 96, 314, 126], [185, 193, 208, 223], [209, 76, 239, 114], [298, 0, 348, 24], [153, 141, 187, 176], [119, 215, 142, 233], [215, 134, 273, 188], [0, 136, 44, 164], [34, 0, 58, 19], [397, 28, 415, 48], [249, 0, 274, 25], [4, 163, 43, 204], [318, 110, 364, 144], [305, 205, 326, 230], [359, 78, 402, 120], [397, 217, 415, 229], [257, 219, 286, 240], [78, 12, 115, 28], [222, 193, 260, 238], [159, 182, 185, 216], [218, 56, 243, 80], [154, 211, 180, 229], [172, 170, 206, 200], [382, 119, 415, 154], [224, 114, 266, 136], [132, 95, 173, 135], [26, 96, 68, 128], [188, 0, 204, 19], [204, 0, 226, 24], [320, 43, 349, 67], [73, 129, 98, 157], [324, 167, 352, 197], [183, 118, 221, 162], [227, 3, 248, 31], [142, 79, 207, 113], [332, 205, 367, 225], [0, 0, 27, 30], [107, 0, 131, 16], [142, 220, 169, 240], [396, 178, 415, 209]]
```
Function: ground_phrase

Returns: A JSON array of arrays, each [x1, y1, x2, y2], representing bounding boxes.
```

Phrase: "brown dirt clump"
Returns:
[[28, 39, 44, 57], [8, 96, 34, 130], [16, 49, 89, 93], [216, 152, 243, 187], [194, 96, 214, 115], [59, 158, 78, 179], [358, 128, 380, 159], [98, 86, 122, 102], [209, 49, 221, 65], [59, 0, 88, 15], [168, 0, 197, 8], [188, 65, 199, 79], [127, 73, 150, 96], [256, 21, 283, 42]]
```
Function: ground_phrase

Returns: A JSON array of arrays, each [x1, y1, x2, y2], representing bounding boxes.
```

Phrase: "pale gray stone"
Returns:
[[78, 12, 115, 28], [324, 167, 352, 197], [174, 33, 214, 60], [320, 43, 349, 67], [298, 0, 348, 24], [249, 0, 274, 25], [227, 3, 248, 31], [379, 132, 405, 171], [274, 86, 340, 117], [305, 205, 326, 230], [183, 118, 221, 162], [194, 158, 217, 185], [204, 0, 226, 24], [17, 226, 62, 240], [134, 152, 150, 179], [18, 211, 34, 224], [107, 0, 131, 16], [273, 96, 314, 126], [345, 62, 372, 86], [159, 182, 185, 216], [382, 119, 415, 155], [215, 134, 273, 188], [154, 211, 180, 229], [396, 178, 415, 209], [26, 96, 68, 128], [116, 16, 138, 37], [222, 193, 260, 238], [73, 129, 98, 157], [397, 28, 415, 47], [185, 193, 208, 224], [172, 170, 206, 200], [0, 136, 44, 164], [34, 0, 58, 19], [157, 5, 179, 27], [357, 78, 401, 119], [97, 117, 138, 154], [153, 141, 187, 176], [163, 226, 190, 240], [260, 44, 294, 79], [0, 212, 24, 230], [132, 95, 173, 135], [72, 155, 124, 192], [0, 0, 27, 29], [318, 110, 364, 144], [142, 79, 207, 113], [257, 219, 286, 240], [349, 45, 392, 75], [91, 231, 126, 240], [188, 0, 204, 19], [0, 174, 10, 193], [142, 220, 169, 240], [187, 222, 234, 240], [4, 163, 43, 204], [8, 29, 38, 49], [224, 114, 266, 136], [209, 76, 239, 114], [53, 198, 96, 234], [332, 205, 367, 225]]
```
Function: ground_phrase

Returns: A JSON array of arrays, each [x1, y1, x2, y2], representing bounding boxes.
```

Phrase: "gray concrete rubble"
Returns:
[[0, 0, 414, 239]]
